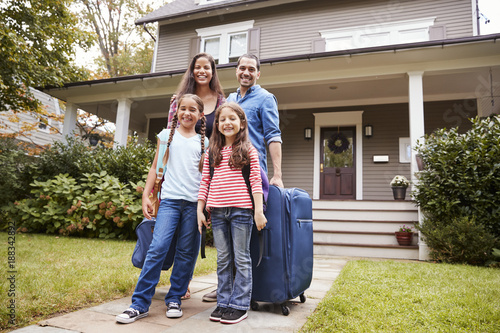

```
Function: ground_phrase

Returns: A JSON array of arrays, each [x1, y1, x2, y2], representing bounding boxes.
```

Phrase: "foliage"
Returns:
[[398, 224, 414, 233], [390, 175, 409, 188], [416, 216, 497, 265], [301, 260, 500, 333], [74, 0, 157, 77], [413, 115, 500, 263], [0, 0, 91, 114], [0, 233, 217, 331], [4, 172, 145, 239], [28, 136, 154, 185], [486, 248, 500, 268]]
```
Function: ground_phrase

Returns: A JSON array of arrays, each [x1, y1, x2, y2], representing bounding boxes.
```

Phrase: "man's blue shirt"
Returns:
[[227, 85, 282, 174]]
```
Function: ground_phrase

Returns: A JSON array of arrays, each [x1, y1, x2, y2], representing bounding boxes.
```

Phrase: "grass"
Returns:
[[301, 260, 500, 332], [2, 234, 500, 332], [0, 232, 217, 332]]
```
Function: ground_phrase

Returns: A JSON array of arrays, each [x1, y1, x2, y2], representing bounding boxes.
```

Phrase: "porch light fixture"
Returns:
[[364, 125, 373, 138], [304, 127, 312, 140]]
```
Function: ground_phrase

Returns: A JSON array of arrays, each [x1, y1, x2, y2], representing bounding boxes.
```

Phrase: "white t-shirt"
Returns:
[[157, 129, 208, 202]]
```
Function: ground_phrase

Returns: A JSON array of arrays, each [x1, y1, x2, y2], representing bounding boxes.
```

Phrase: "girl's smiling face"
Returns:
[[177, 97, 202, 129], [217, 107, 243, 141], [193, 57, 213, 87]]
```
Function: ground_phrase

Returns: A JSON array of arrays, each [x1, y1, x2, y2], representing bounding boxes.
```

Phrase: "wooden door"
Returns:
[[320, 127, 356, 200]]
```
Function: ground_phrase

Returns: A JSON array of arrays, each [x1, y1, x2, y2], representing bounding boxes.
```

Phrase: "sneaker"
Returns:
[[115, 307, 148, 324], [166, 302, 183, 318], [202, 289, 217, 302], [209, 306, 226, 322], [220, 308, 248, 324]]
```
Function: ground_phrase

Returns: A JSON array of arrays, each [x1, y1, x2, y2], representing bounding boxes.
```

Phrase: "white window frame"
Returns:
[[320, 17, 436, 51], [196, 20, 254, 64]]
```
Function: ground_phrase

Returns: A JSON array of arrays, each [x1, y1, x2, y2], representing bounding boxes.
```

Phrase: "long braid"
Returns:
[[198, 116, 206, 172], [163, 112, 178, 166]]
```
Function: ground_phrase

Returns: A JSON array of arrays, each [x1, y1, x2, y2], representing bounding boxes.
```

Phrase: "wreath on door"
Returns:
[[328, 132, 350, 154]]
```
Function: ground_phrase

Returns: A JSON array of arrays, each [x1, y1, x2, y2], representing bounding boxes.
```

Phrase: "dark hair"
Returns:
[[209, 102, 252, 170], [177, 53, 224, 96], [164, 94, 206, 172], [237, 54, 260, 71]]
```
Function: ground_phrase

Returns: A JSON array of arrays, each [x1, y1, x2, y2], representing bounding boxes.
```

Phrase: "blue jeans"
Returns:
[[131, 199, 200, 312], [211, 207, 253, 311]]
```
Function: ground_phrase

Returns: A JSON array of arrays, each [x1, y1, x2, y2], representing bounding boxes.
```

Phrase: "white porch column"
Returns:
[[62, 102, 78, 143], [114, 98, 132, 148], [408, 71, 429, 261]]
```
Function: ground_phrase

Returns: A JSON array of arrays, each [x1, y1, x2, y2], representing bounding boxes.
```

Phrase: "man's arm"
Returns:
[[268, 141, 283, 188]]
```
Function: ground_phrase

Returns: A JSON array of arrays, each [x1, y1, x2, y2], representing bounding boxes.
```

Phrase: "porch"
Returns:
[[313, 200, 420, 260]]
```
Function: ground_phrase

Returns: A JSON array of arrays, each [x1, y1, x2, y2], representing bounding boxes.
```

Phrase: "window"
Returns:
[[320, 17, 436, 52], [197, 21, 254, 64]]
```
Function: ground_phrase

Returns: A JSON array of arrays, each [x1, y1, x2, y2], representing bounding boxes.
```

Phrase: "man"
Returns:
[[202, 54, 284, 302]]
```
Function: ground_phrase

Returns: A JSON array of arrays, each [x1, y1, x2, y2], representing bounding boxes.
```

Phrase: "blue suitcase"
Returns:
[[250, 185, 314, 315]]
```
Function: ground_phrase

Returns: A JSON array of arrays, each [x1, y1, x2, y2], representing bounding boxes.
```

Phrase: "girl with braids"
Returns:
[[116, 94, 208, 324], [197, 102, 266, 325], [167, 52, 225, 139]]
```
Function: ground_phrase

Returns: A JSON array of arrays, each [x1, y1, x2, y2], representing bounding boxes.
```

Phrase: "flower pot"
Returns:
[[391, 186, 407, 200], [395, 232, 413, 246]]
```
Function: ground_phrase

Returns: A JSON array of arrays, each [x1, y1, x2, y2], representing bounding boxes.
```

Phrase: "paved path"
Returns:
[[11, 256, 348, 333]]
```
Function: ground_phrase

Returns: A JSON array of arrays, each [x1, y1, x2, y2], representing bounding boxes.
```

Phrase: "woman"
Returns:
[[167, 52, 225, 138]]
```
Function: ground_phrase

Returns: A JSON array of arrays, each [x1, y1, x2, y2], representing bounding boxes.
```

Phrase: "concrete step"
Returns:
[[313, 209, 418, 221], [313, 220, 417, 233], [314, 243, 419, 260], [313, 200, 417, 211], [313, 230, 418, 246]]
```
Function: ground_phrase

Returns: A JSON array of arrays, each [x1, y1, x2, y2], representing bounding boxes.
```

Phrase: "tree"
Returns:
[[75, 0, 158, 78], [0, 0, 92, 114]]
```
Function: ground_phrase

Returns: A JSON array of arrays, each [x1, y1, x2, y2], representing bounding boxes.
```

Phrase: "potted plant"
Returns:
[[390, 175, 409, 200], [395, 224, 414, 246]]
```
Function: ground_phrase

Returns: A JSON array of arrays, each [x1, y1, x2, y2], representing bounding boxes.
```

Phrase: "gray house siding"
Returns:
[[276, 100, 476, 200], [154, 0, 473, 72]]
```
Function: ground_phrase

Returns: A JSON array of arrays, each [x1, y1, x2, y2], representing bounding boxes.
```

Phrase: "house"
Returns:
[[42, 0, 500, 260], [0, 88, 63, 149]]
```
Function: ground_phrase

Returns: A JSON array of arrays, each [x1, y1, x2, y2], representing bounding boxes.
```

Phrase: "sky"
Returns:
[[74, 0, 500, 69]]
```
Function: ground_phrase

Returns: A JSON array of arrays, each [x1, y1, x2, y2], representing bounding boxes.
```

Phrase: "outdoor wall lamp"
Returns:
[[364, 125, 373, 138], [304, 127, 312, 140]]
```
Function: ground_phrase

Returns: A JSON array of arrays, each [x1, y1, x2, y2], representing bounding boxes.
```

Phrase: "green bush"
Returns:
[[5, 172, 145, 239], [413, 115, 500, 264], [416, 216, 497, 265]]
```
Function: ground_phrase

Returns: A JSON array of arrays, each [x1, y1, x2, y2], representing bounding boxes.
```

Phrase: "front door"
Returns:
[[320, 127, 356, 200]]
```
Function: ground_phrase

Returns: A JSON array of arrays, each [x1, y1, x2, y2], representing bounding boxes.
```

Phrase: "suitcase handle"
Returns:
[[297, 219, 313, 228]]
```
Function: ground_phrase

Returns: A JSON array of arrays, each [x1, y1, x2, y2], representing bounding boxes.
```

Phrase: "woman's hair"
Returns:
[[176, 53, 224, 97], [209, 102, 252, 170], [163, 94, 206, 172]]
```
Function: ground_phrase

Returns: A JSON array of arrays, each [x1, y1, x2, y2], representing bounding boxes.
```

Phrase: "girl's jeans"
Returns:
[[131, 199, 199, 312], [211, 207, 253, 311]]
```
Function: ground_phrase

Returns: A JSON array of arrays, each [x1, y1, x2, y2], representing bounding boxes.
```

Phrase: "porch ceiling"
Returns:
[[43, 39, 500, 134]]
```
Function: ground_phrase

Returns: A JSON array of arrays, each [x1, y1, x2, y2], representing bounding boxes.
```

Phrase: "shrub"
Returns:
[[5, 172, 145, 239], [416, 216, 497, 265], [413, 115, 500, 264]]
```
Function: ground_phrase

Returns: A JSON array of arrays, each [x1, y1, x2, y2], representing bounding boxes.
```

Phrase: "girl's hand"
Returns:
[[197, 210, 210, 234], [254, 212, 267, 231], [142, 197, 153, 220]]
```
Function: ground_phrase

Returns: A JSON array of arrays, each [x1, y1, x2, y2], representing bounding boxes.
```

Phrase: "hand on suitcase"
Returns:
[[254, 211, 267, 231]]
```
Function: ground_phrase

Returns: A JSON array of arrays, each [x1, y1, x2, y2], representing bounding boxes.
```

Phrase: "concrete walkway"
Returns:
[[11, 256, 348, 333]]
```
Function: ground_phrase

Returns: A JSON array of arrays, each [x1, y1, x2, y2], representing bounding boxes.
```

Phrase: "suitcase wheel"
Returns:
[[280, 304, 290, 316], [300, 293, 306, 303], [250, 300, 259, 311]]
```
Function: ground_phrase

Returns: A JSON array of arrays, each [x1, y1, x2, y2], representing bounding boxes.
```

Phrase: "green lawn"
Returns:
[[301, 260, 500, 332], [2, 233, 499, 332]]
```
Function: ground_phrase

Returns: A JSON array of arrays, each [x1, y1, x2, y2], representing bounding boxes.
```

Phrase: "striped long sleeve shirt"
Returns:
[[198, 145, 263, 209]]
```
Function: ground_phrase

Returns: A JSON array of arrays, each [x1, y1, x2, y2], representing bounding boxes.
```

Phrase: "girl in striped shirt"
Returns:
[[197, 102, 267, 324]]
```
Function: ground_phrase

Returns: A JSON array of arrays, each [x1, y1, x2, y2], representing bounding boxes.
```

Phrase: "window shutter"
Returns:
[[312, 38, 326, 53], [247, 27, 260, 57], [429, 25, 446, 40], [189, 37, 201, 60]]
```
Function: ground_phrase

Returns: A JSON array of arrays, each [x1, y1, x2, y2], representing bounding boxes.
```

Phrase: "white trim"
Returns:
[[320, 17, 436, 51], [471, 0, 479, 36], [313, 111, 364, 200], [196, 21, 254, 64], [198, 0, 225, 5], [399, 137, 411, 163]]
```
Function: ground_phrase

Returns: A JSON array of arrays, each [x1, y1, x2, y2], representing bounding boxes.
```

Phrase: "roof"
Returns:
[[135, 0, 268, 25]]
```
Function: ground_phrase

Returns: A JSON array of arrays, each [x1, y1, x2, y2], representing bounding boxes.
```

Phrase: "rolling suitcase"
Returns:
[[250, 185, 313, 315]]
